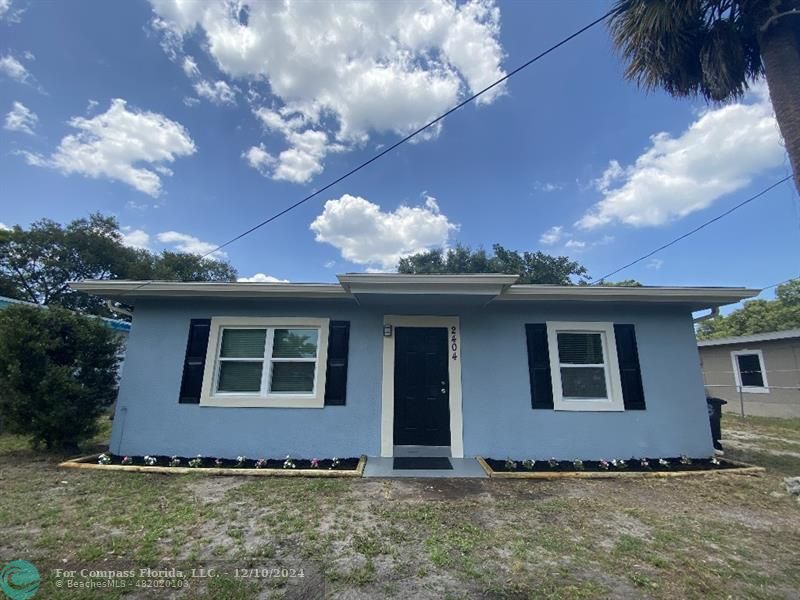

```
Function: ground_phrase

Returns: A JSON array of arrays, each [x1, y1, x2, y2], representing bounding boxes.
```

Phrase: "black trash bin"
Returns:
[[706, 396, 727, 451]]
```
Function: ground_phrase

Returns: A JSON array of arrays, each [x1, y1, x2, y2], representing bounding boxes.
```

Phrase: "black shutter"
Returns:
[[614, 324, 646, 410], [178, 319, 211, 404], [525, 324, 553, 409], [324, 320, 350, 406]]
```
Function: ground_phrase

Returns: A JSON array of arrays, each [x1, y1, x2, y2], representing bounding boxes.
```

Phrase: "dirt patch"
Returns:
[[185, 475, 245, 503]]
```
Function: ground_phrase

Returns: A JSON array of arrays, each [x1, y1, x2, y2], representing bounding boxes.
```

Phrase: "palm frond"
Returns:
[[609, 0, 764, 101]]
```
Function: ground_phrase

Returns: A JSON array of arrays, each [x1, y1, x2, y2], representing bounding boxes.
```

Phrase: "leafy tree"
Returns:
[[609, 0, 800, 193], [0, 304, 122, 450], [697, 279, 800, 339], [600, 279, 643, 287], [128, 250, 238, 282], [0, 213, 237, 317], [397, 244, 589, 284]]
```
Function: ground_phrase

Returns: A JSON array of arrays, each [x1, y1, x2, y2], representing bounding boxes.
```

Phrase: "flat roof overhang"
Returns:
[[497, 285, 759, 311], [69, 280, 353, 303], [69, 277, 760, 312]]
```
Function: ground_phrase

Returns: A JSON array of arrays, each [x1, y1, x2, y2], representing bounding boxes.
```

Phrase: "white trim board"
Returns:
[[380, 315, 464, 458]]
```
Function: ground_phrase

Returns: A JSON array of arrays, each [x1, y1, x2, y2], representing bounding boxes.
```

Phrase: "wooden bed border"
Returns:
[[475, 456, 765, 479], [59, 454, 367, 477]]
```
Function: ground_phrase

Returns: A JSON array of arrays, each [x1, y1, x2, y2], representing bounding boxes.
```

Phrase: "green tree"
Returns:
[[128, 250, 238, 282], [600, 279, 643, 287], [697, 279, 800, 338], [0, 304, 122, 450], [397, 244, 589, 284], [0, 214, 237, 317], [609, 0, 800, 193]]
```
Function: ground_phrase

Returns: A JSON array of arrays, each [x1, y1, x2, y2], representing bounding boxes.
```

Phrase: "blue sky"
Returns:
[[1, 0, 796, 305]]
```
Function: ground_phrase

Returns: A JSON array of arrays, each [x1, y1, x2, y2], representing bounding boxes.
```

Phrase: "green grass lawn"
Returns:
[[0, 416, 798, 599]]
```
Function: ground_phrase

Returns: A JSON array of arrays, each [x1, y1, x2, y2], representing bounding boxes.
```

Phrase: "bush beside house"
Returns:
[[0, 304, 122, 450]]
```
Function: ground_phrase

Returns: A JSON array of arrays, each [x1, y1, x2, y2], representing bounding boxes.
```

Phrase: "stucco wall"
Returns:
[[700, 339, 800, 418], [110, 298, 713, 459]]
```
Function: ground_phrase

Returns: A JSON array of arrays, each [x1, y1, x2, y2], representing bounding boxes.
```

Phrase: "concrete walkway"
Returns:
[[363, 456, 488, 478]]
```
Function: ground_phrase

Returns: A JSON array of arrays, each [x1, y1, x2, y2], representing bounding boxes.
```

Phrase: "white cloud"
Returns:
[[119, 227, 151, 249], [310, 193, 458, 270], [242, 143, 276, 176], [149, 0, 506, 183], [0, 222, 11, 230], [193, 79, 237, 105], [182, 96, 200, 107], [157, 230, 225, 257], [237, 273, 289, 283], [0, 0, 22, 22], [534, 181, 562, 193], [0, 54, 30, 83], [647, 258, 664, 270], [4, 101, 37, 134], [248, 109, 344, 182], [577, 86, 785, 230], [539, 225, 563, 246], [539, 225, 613, 252], [21, 98, 195, 197], [182, 55, 200, 78]]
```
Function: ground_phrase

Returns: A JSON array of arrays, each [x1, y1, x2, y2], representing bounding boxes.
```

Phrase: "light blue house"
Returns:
[[71, 275, 756, 462]]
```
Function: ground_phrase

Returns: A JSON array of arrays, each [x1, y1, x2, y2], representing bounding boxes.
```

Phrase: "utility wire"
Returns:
[[199, 8, 615, 260], [759, 275, 799, 293], [590, 175, 794, 284]]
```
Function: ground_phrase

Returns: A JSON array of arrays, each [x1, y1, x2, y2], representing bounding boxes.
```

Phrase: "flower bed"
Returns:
[[477, 456, 764, 479], [60, 453, 366, 477]]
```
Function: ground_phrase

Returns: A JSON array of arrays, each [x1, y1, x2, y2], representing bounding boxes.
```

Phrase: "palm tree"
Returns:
[[609, 0, 800, 193]]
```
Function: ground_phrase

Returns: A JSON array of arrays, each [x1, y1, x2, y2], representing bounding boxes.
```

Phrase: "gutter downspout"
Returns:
[[693, 306, 719, 323]]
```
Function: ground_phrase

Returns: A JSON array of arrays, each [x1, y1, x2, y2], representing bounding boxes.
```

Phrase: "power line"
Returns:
[[759, 275, 799, 293], [200, 9, 614, 259], [590, 175, 794, 284]]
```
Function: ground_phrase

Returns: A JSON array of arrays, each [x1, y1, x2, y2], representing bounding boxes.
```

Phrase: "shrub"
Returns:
[[0, 304, 121, 450]]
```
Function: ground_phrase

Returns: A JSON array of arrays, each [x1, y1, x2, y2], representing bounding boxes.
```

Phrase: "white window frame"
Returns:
[[731, 349, 769, 394], [546, 321, 624, 412], [200, 317, 329, 408]]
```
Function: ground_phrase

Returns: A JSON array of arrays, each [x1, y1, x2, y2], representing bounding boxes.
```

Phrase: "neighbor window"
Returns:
[[731, 350, 769, 394], [546, 322, 623, 411], [201, 317, 329, 407]]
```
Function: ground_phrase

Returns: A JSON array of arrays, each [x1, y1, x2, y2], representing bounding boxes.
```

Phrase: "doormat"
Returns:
[[393, 457, 453, 470]]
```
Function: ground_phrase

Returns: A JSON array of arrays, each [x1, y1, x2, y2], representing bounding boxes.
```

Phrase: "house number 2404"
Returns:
[[450, 326, 458, 360]]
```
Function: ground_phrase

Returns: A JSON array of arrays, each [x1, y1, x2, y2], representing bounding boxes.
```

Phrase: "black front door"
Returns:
[[393, 327, 451, 446]]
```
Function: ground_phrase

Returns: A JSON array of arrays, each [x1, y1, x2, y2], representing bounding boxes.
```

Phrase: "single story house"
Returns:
[[699, 328, 800, 418], [71, 275, 756, 461]]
